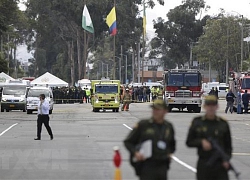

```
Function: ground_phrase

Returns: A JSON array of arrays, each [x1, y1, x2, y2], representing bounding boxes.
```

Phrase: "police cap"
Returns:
[[204, 95, 218, 105], [150, 99, 169, 110]]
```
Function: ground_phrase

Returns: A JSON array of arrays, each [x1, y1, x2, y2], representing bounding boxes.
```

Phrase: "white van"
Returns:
[[1, 79, 29, 112], [26, 86, 54, 114], [217, 85, 229, 98], [202, 82, 220, 96]]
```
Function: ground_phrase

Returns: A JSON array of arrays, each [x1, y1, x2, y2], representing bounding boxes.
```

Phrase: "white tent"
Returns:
[[31, 72, 68, 87], [0, 72, 14, 86]]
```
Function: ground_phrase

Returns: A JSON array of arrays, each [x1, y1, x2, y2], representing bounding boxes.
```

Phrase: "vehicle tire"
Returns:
[[187, 107, 192, 113], [116, 108, 119, 112], [168, 106, 172, 112], [1, 108, 4, 112], [49, 110, 52, 114], [23, 109, 26, 112], [6, 109, 9, 112], [194, 107, 201, 113], [27, 110, 32, 114], [112, 109, 115, 112], [93, 108, 96, 112]]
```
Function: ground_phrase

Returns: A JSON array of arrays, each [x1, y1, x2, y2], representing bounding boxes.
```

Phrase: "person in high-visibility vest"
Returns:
[[158, 86, 163, 100], [85, 88, 91, 103], [151, 86, 158, 102]]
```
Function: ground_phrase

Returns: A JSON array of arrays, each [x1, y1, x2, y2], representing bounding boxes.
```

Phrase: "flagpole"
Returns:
[[142, 0, 145, 84], [84, 29, 87, 79], [113, 0, 116, 80]]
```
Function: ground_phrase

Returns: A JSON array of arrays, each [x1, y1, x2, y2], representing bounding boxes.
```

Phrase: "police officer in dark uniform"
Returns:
[[124, 99, 176, 180], [186, 95, 232, 180]]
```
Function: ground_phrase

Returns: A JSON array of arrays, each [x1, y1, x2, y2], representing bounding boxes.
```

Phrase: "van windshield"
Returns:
[[219, 87, 228, 90], [28, 89, 50, 97], [3, 86, 26, 95]]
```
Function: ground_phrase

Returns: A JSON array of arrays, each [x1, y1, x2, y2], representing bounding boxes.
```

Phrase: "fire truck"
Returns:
[[163, 69, 202, 113], [229, 72, 250, 111]]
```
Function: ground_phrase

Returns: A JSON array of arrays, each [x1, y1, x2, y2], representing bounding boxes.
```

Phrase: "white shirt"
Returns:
[[37, 99, 50, 115]]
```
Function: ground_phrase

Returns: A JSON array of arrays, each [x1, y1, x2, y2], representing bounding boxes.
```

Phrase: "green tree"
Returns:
[[150, 0, 209, 68], [194, 14, 250, 82]]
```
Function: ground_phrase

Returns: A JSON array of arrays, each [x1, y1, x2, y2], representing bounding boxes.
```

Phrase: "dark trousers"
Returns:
[[243, 103, 248, 113], [37, 115, 53, 139], [139, 160, 168, 180], [197, 159, 229, 180]]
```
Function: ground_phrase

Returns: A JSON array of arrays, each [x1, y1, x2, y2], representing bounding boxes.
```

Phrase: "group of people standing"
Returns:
[[53, 86, 91, 104]]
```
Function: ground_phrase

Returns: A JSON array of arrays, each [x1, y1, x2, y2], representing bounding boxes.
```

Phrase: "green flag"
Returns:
[[82, 5, 94, 33]]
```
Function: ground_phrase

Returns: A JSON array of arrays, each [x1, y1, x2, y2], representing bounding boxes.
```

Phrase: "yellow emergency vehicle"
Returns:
[[91, 77, 120, 112]]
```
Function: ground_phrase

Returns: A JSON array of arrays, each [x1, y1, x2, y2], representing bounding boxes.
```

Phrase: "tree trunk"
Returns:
[[68, 41, 75, 86], [77, 28, 82, 80]]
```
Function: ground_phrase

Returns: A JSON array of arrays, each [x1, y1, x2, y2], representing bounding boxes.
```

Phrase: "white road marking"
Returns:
[[123, 123, 197, 173], [172, 156, 197, 173], [0, 123, 18, 137], [123, 123, 133, 130], [246, 124, 249, 126], [233, 153, 250, 156]]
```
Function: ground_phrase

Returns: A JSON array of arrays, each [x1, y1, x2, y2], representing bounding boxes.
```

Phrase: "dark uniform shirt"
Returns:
[[124, 119, 176, 161], [186, 115, 232, 160]]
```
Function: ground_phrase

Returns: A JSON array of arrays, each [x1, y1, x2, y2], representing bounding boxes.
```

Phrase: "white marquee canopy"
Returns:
[[31, 72, 68, 87]]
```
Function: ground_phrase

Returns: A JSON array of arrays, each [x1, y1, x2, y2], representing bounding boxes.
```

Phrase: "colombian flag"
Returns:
[[106, 7, 117, 36]]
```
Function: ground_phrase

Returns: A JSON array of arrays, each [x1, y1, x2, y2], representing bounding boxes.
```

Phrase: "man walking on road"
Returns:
[[124, 99, 176, 180], [242, 90, 249, 114], [34, 94, 53, 140], [225, 90, 236, 114], [186, 95, 232, 180]]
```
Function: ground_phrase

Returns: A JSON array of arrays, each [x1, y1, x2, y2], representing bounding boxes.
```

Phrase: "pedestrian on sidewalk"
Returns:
[[34, 94, 53, 140]]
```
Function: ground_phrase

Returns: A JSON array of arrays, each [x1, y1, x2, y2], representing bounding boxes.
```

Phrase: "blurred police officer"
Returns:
[[34, 94, 53, 140], [124, 99, 176, 180], [186, 95, 232, 180]]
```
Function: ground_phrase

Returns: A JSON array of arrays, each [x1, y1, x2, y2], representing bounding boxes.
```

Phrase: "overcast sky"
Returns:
[[17, 0, 250, 61]]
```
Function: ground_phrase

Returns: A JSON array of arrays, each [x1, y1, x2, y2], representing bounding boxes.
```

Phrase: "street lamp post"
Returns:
[[114, 56, 121, 81], [121, 54, 128, 84], [240, 15, 244, 72], [231, 11, 244, 72]]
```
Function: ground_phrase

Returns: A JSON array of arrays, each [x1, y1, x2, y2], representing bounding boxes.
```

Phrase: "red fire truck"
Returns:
[[163, 69, 202, 113]]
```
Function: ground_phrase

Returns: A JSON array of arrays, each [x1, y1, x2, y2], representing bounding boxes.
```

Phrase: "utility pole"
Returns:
[[7, 34, 10, 75], [138, 43, 140, 83], [240, 15, 244, 72], [120, 45, 123, 82], [125, 55, 128, 84], [226, 26, 229, 84], [132, 52, 135, 83]]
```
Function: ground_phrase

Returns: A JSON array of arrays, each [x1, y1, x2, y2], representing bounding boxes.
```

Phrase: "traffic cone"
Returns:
[[113, 146, 122, 180]]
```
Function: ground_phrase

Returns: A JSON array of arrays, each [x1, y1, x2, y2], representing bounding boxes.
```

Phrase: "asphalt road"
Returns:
[[0, 100, 250, 180]]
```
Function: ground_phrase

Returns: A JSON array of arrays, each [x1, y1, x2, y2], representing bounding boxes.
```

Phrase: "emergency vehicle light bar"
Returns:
[[168, 69, 199, 73]]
